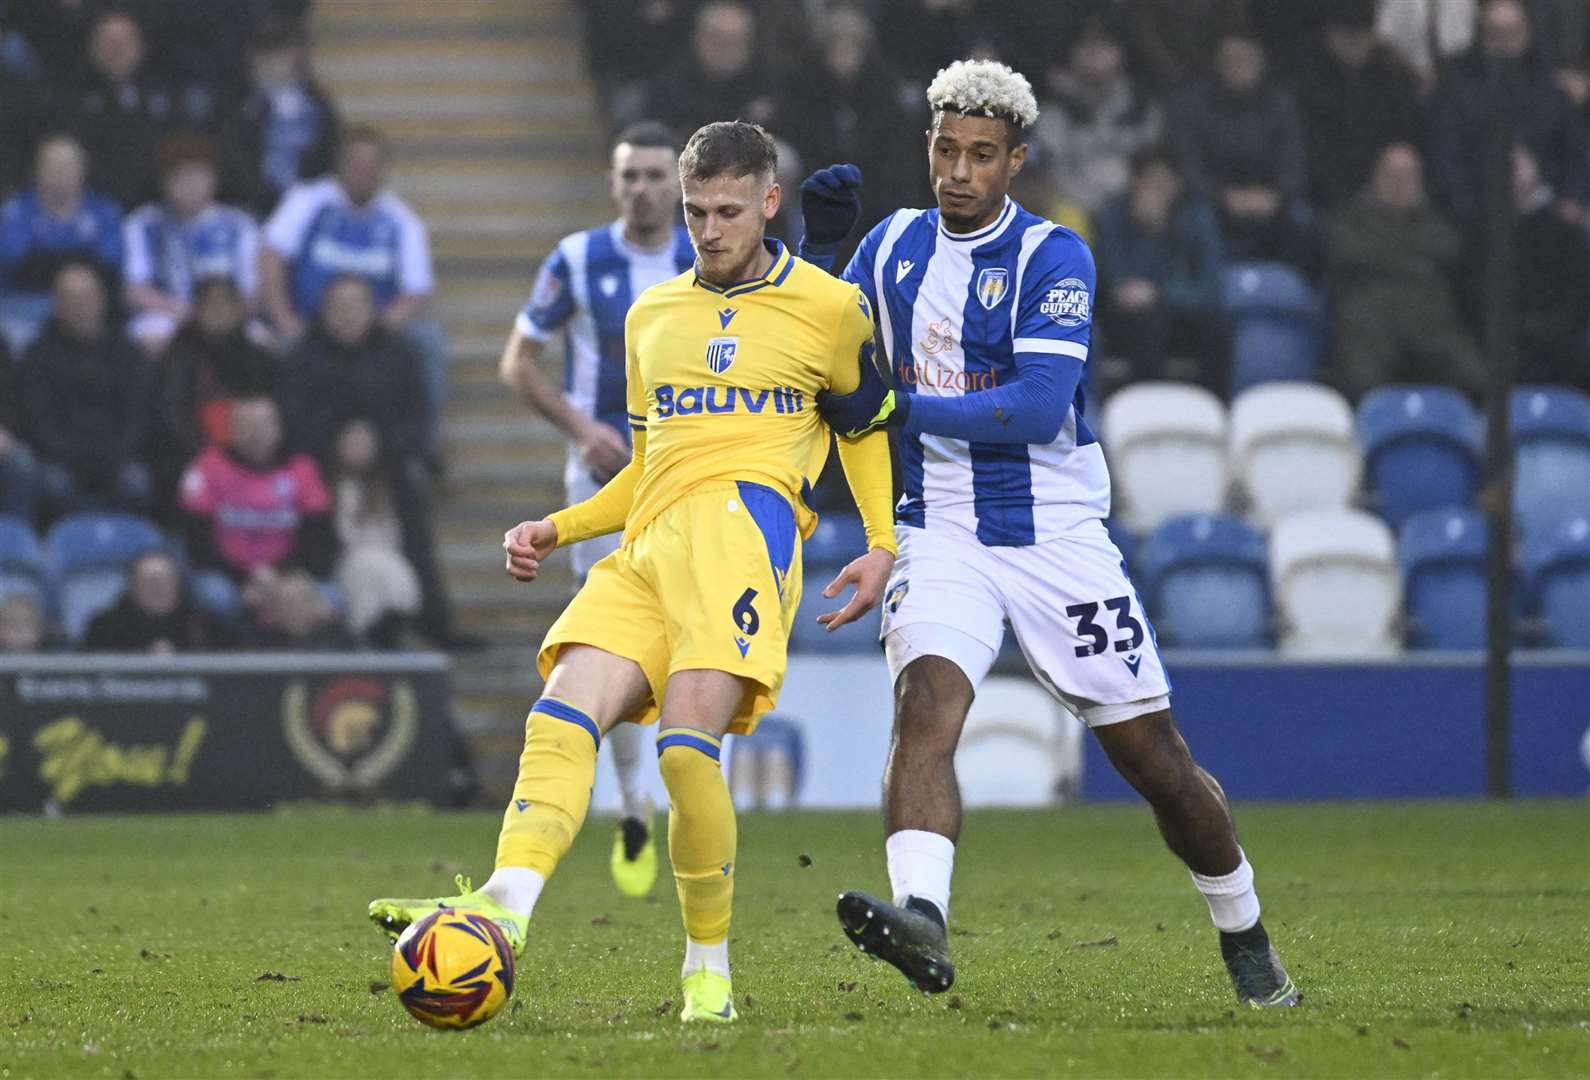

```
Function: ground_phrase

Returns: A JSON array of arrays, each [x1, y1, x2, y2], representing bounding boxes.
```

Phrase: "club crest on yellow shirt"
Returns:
[[706, 336, 738, 375]]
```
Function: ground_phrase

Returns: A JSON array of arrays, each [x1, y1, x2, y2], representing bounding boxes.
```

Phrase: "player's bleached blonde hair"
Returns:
[[926, 59, 1039, 132]]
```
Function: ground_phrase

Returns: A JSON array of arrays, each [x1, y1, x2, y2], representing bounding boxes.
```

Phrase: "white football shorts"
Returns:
[[565, 454, 623, 581], [879, 518, 1171, 727]]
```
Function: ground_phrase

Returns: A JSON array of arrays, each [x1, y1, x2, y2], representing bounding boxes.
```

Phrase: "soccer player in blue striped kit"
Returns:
[[800, 59, 1300, 1008]]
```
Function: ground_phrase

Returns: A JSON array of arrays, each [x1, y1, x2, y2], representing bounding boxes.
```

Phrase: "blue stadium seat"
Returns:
[[1358, 387, 1481, 528], [0, 515, 45, 599], [46, 512, 167, 642], [1221, 262, 1325, 394], [786, 572, 877, 655], [803, 512, 869, 571], [1511, 385, 1590, 536], [1104, 517, 1137, 573], [1139, 514, 1269, 648], [1522, 515, 1590, 647], [1399, 509, 1487, 649]]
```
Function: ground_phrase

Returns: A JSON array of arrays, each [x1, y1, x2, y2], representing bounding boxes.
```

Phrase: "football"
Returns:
[[390, 908, 516, 1030]]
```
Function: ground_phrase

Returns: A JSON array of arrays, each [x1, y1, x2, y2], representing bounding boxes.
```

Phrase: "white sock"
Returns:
[[682, 937, 730, 978], [1190, 849, 1261, 932], [607, 722, 650, 821], [479, 866, 546, 918], [885, 829, 955, 923]]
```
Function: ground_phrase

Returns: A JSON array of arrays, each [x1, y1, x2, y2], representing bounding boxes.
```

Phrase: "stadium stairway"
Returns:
[[312, 0, 609, 800]]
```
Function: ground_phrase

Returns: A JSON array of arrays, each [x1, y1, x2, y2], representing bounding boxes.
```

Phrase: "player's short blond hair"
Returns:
[[926, 58, 1039, 133]]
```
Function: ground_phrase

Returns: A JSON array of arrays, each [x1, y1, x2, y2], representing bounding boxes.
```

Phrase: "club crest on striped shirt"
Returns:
[[705, 336, 738, 374], [976, 267, 1009, 310]]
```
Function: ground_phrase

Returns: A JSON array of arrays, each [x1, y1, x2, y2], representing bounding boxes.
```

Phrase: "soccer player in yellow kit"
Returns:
[[368, 121, 896, 1024]]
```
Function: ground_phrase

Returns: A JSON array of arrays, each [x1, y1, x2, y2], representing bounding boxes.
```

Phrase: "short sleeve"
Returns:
[[394, 202, 434, 296], [292, 455, 332, 514], [94, 200, 124, 271], [179, 456, 214, 513], [516, 244, 575, 340], [234, 213, 261, 299], [262, 182, 319, 256], [838, 213, 893, 314], [122, 210, 154, 288], [828, 284, 878, 394], [1013, 228, 1095, 363]]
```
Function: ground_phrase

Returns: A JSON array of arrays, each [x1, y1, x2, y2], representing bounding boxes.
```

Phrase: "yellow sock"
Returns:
[[657, 729, 736, 945], [495, 698, 601, 877]]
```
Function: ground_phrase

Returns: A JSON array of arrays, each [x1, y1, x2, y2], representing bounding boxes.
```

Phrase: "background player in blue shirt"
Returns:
[[802, 59, 1299, 1009], [497, 120, 694, 900]]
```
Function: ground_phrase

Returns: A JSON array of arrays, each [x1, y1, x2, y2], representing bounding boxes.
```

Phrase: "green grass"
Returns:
[[1, 802, 1587, 1079]]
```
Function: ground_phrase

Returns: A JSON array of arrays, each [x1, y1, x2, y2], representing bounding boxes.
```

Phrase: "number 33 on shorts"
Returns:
[[1066, 596, 1144, 658]]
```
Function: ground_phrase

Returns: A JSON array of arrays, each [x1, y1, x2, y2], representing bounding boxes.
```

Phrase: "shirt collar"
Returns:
[[692, 238, 794, 297], [938, 197, 1016, 245]]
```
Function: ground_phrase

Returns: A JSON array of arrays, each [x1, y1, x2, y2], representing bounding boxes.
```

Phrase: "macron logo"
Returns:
[[1122, 655, 1142, 677], [895, 259, 914, 283], [718, 307, 737, 329]]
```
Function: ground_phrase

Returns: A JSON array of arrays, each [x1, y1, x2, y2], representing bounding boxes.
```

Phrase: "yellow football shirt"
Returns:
[[548, 238, 894, 554]]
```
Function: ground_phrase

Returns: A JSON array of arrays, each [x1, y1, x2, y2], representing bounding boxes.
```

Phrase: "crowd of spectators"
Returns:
[[0, 0, 469, 654], [583, 0, 1590, 399]]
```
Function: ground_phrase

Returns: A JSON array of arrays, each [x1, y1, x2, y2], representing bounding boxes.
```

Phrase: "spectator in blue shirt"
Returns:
[[1093, 146, 1228, 394], [261, 125, 445, 451], [123, 133, 260, 353], [0, 133, 123, 354]]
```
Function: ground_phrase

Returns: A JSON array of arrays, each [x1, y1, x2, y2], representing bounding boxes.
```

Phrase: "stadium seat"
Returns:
[[1104, 517, 1137, 572], [1521, 515, 1590, 647], [1358, 386, 1481, 528], [786, 572, 877, 655], [45, 512, 167, 642], [1221, 262, 1326, 394], [1099, 381, 1229, 534], [1139, 514, 1270, 649], [0, 514, 45, 601], [803, 512, 869, 571], [1270, 508, 1401, 655], [1231, 382, 1361, 527], [1399, 508, 1487, 649], [1511, 385, 1590, 536]]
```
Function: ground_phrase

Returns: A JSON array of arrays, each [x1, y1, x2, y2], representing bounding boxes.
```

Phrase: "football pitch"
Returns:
[[3, 801, 1585, 1079]]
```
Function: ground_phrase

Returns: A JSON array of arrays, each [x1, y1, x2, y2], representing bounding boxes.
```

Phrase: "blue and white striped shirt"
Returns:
[[516, 220, 694, 436], [843, 197, 1109, 546], [124, 202, 259, 301]]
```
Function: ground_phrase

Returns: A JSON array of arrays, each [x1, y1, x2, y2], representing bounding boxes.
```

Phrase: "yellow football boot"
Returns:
[[679, 969, 737, 1023]]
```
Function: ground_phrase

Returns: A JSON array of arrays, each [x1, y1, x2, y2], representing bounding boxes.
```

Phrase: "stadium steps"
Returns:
[[311, 0, 606, 802]]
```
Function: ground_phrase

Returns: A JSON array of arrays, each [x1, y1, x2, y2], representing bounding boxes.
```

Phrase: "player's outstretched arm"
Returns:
[[796, 163, 863, 273], [503, 430, 647, 583]]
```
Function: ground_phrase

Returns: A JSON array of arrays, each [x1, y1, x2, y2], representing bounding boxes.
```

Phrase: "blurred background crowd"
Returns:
[[586, 0, 1590, 399], [0, 0, 1587, 662], [0, 0, 470, 654]]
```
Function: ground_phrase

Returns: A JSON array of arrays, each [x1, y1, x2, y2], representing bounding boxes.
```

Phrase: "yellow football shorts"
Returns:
[[537, 480, 803, 734]]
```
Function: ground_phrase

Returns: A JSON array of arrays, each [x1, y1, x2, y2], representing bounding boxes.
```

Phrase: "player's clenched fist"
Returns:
[[503, 519, 559, 581]]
